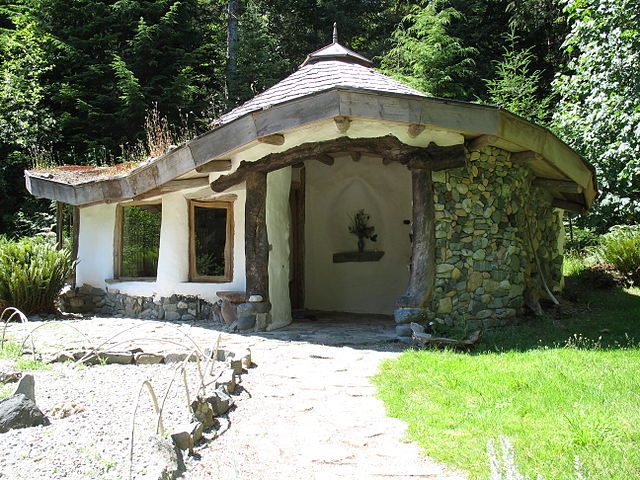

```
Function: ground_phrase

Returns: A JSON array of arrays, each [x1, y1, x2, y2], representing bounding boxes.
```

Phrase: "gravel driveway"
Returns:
[[1, 314, 466, 480]]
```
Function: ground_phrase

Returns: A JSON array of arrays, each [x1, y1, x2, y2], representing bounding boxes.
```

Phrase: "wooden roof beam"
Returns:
[[257, 134, 285, 146], [211, 135, 419, 192], [467, 134, 499, 150], [511, 150, 543, 163], [315, 154, 335, 166], [334, 116, 350, 133], [195, 159, 232, 173], [405, 143, 466, 172], [133, 177, 209, 201], [407, 124, 425, 138], [533, 177, 583, 194], [552, 198, 586, 214]]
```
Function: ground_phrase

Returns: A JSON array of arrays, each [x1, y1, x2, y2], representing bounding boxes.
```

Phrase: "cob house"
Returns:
[[25, 31, 597, 339]]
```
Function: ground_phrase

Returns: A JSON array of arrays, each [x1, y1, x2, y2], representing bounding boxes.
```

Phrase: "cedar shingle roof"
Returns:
[[216, 46, 427, 126]]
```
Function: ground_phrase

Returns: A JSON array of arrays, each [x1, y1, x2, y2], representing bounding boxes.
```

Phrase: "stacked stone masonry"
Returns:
[[62, 285, 218, 322], [397, 145, 564, 334]]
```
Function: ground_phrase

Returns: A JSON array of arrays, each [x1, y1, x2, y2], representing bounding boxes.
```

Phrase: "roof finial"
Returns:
[[332, 22, 338, 43]]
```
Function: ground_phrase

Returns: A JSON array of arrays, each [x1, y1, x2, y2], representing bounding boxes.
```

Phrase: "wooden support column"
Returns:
[[71, 206, 80, 286], [401, 165, 435, 307], [245, 172, 269, 300], [55, 202, 64, 250]]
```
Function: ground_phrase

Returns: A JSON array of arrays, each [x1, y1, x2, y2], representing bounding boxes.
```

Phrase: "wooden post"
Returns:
[[245, 172, 269, 300], [55, 202, 64, 250], [71, 207, 80, 286], [402, 165, 435, 307]]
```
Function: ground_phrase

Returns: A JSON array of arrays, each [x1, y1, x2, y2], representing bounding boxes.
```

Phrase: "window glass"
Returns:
[[120, 204, 161, 278], [191, 202, 232, 281]]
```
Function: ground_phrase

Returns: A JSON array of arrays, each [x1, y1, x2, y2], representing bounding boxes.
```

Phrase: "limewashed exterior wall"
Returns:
[[411, 145, 564, 331]]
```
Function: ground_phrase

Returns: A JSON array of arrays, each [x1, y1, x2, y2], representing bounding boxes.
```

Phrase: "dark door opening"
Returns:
[[289, 170, 305, 310]]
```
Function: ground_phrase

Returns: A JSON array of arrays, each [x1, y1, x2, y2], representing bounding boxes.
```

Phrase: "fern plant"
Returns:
[[595, 225, 640, 285], [0, 236, 75, 314]]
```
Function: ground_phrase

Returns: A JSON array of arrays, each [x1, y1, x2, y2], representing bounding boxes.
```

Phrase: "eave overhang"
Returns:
[[25, 88, 597, 209]]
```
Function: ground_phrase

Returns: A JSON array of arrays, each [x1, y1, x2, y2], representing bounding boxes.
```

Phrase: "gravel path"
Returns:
[[1, 315, 467, 480]]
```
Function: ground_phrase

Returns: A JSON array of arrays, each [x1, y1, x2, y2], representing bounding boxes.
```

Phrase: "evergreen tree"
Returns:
[[484, 32, 551, 124], [380, 0, 477, 99], [26, 0, 228, 160]]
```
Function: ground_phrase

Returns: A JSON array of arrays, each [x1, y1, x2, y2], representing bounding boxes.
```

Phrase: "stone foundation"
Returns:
[[395, 145, 565, 337], [62, 285, 220, 322]]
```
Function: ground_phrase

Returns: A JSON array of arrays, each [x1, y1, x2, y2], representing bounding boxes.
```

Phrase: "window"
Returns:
[[116, 203, 162, 279], [189, 200, 233, 282]]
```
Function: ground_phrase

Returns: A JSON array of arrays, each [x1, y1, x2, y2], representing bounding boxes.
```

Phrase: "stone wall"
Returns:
[[402, 145, 564, 333], [62, 285, 219, 322]]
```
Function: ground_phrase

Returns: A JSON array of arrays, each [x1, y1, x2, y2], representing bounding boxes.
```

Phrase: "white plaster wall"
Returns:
[[106, 185, 246, 304], [76, 204, 117, 289], [267, 167, 293, 329], [304, 156, 412, 314]]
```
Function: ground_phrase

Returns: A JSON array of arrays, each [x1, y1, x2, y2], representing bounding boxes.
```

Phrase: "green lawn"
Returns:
[[374, 286, 640, 480]]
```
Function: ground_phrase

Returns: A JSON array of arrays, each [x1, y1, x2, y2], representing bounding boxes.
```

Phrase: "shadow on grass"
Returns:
[[475, 284, 640, 353]]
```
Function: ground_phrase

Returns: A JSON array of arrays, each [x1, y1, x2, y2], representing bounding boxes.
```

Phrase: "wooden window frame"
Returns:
[[188, 200, 234, 283], [114, 201, 162, 281]]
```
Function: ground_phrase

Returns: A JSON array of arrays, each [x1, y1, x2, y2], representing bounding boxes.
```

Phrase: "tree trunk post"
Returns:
[[245, 172, 269, 300], [55, 202, 64, 250], [394, 163, 435, 334], [72, 206, 80, 286]]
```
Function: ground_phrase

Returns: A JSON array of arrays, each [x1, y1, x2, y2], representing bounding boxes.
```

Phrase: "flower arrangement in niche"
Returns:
[[349, 209, 378, 253]]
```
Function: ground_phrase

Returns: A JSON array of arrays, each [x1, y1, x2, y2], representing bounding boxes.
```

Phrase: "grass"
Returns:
[[374, 274, 640, 480], [1, 338, 51, 376], [0, 339, 51, 399]]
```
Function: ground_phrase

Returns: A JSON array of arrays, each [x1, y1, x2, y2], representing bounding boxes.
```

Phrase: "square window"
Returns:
[[116, 203, 162, 279], [189, 200, 233, 282]]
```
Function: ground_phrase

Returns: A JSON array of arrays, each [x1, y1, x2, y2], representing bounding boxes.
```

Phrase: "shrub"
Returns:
[[595, 225, 640, 286], [0, 236, 75, 314], [566, 227, 601, 254]]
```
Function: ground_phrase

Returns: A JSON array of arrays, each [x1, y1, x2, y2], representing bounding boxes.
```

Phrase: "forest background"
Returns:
[[0, 0, 638, 236]]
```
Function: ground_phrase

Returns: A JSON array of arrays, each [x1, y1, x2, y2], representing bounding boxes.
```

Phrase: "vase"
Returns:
[[357, 237, 365, 253]]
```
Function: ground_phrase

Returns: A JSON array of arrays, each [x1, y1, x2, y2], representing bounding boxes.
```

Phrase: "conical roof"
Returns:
[[215, 35, 426, 126]]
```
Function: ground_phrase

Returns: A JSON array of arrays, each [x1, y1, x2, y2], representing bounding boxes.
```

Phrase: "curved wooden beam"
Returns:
[[210, 136, 466, 192]]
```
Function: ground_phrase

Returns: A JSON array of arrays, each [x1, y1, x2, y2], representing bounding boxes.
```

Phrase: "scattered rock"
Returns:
[[395, 324, 413, 338], [142, 434, 183, 480], [206, 388, 234, 416], [0, 393, 50, 433], [227, 358, 243, 375], [165, 311, 181, 322], [135, 352, 165, 364], [0, 361, 21, 384], [220, 299, 237, 325], [49, 352, 75, 363], [49, 402, 85, 419], [190, 397, 215, 429], [13, 373, 35, 401], [164, 352, 197, 363], [97, 351, 133, 365], [236, 313, 256, 330], [171, 421, 203, 453], [238, 348, 252, 369], [214, 369, 237, 394]]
